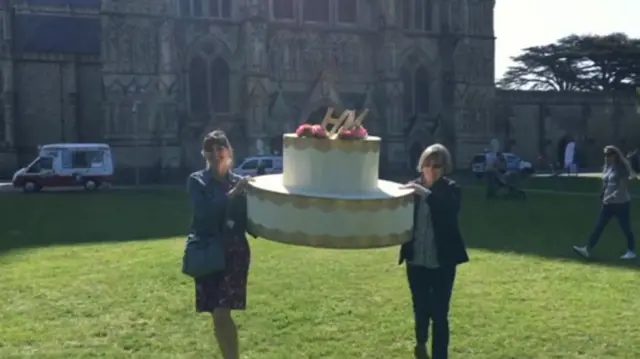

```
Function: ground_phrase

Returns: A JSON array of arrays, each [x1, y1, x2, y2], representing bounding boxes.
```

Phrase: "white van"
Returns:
[[12, 143, 114, 192], [233, 156, 283, 177]]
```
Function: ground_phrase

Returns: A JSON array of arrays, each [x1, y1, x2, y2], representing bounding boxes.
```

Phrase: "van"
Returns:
[[470, 151, 533, 178], [12, 143, 114, 192], [233, 156, 283, 177]]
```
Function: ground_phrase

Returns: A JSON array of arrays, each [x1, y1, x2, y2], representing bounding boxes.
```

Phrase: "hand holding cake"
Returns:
[[400, 182, 430, 197]]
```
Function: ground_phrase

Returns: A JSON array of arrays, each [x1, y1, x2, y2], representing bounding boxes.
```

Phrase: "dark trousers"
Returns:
[[407, 264, 457, 359], [588, 202, 635, 251], [486, 172, 498, 198]]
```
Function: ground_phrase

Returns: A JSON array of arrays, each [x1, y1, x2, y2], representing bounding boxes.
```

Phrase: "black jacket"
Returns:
[[399, 176, 469, 267]]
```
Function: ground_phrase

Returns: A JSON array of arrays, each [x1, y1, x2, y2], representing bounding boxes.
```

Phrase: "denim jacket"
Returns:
[[187, 169, 248, 239]]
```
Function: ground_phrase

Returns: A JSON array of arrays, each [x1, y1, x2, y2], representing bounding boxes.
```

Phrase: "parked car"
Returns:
[[233, 156, 283, 177], [470, 152, 534, 178], [12, 143, 114, 192]]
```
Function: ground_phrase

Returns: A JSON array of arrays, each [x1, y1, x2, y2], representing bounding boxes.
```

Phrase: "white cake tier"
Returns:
[[282, 134, 380, 195], [247, 174, 415, 249]]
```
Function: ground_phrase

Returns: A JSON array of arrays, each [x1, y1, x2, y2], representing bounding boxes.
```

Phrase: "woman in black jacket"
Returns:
[[400, 143, 469, 359]]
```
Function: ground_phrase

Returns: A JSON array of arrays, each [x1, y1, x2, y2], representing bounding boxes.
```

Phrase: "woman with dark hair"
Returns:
[[573, 145, 637, 260], [400, 144, 469, 359], [186, 130, 252, 359]]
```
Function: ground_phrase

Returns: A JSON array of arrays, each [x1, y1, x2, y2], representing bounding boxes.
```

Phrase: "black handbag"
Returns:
[[181, 235, 225, 278]]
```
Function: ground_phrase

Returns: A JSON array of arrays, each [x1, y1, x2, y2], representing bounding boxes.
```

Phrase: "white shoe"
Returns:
[[573, 245, 590, 259], [620, 251, 637, 260]]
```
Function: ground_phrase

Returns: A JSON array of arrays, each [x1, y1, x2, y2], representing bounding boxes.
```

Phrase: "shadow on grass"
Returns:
[[0, 190, 190, 254], [1, 187, 638, 270], [462, 189, 640, 270], [519, 174, 640, 195]]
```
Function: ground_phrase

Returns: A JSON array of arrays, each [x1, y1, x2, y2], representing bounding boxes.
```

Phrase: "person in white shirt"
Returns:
[[483, 149, 495, 167], [564, 140, 577, 175]]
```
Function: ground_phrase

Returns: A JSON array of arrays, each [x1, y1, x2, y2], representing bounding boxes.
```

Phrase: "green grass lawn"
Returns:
[[1, 189, 639, 359]]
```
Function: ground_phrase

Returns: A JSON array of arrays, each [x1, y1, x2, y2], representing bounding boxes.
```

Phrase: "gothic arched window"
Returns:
[[179, 0, 230, 18], [303, 0, 329, 22], [401, 68, 413, 119], [189, 56, 208, 117], [402, 65, 430, 118], [188, 54, 231, 120], [210, 58, 230, 113], [273, 0, 295, 20], [402, 0, 433, 31], [415, 66, 429, 114]]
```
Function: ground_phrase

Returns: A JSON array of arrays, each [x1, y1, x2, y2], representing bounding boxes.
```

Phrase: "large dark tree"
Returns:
[[498, 33, 640, 92], [572, 33, 640, 92]]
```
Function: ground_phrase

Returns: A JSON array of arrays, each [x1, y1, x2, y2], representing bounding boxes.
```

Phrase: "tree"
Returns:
[[498, 42, 585, 91], [498, 33, 640, 92], [571, 33, 640, 92]]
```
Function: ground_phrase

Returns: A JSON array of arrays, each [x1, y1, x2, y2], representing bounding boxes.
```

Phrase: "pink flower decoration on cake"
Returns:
[[295, 123, 313, 137], [310, 125, 327, 138], [296, 124, 328, 139], [338, 125, 368, 140]]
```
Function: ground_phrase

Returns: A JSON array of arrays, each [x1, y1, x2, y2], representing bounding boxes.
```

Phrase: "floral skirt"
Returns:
[[194, 232, 250, 312]]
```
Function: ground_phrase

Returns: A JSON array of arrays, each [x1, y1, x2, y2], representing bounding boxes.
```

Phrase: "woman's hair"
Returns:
[[416, 143, 454, 174], [202, 130, 233, 167], [603, 145, 636, 179]]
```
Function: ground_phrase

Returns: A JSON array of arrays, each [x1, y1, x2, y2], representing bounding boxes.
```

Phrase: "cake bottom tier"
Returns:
[[246, 174, 415, 249]]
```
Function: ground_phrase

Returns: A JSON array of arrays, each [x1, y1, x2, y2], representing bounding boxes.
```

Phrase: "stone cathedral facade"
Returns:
[[0, 0, 637, 179]]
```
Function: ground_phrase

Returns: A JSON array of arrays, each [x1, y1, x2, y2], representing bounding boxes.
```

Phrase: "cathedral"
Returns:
[[0, 0, 636, 179]]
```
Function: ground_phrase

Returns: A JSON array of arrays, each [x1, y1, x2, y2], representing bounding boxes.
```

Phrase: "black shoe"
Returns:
[[414, 345, 429, 359]]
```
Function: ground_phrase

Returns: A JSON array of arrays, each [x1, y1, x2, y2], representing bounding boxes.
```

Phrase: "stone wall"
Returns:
[[496, 90, 640, 167]]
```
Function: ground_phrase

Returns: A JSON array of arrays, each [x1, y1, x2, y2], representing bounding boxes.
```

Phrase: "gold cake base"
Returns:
[[248, 219, 412, 249]]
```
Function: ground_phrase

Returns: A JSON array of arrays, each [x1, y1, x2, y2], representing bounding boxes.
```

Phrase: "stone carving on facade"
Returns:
[[301, 33, 323, 76], [449, 0, 465, 33], [385, 82, 403, 135], [103, 0, 168, 16], [268, 31, 296, 80], [378, 0, 398, 26], [457, 86, 493, 134], [250, 36, 266, 72], [105, 17, 124, 71], [469, 0, 495, 35], [247, 23, 267, 73], [269, 31, 366, 80], [455, 42, 488, 84], [247, 80, 269, 135], [326, 34, 362, 74], [268, 90, 293, 133], [132, 25, 159, 74], [382, 40, 399, 75], [158, 19, 175, 73], [246, 0, 268, 18]]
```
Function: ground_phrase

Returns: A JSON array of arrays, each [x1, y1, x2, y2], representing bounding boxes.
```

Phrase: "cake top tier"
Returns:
[[283, 133, 380, 153], [296, 108, 370, 141]]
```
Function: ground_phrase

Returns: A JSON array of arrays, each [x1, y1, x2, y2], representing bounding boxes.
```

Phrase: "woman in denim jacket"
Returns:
[[187, 130, 252, 359]]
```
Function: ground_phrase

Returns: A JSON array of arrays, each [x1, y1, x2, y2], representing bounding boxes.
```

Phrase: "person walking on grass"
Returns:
[[400, 144, 469, 359], [187, 130, 253, 359], [573, 145, 637, 260]]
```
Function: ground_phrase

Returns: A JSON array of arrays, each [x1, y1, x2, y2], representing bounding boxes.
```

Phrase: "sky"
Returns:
[[494, 0, 640, 80]]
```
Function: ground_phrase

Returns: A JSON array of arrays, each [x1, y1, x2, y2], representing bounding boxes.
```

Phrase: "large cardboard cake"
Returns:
[[246, 109, 415, 249]]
